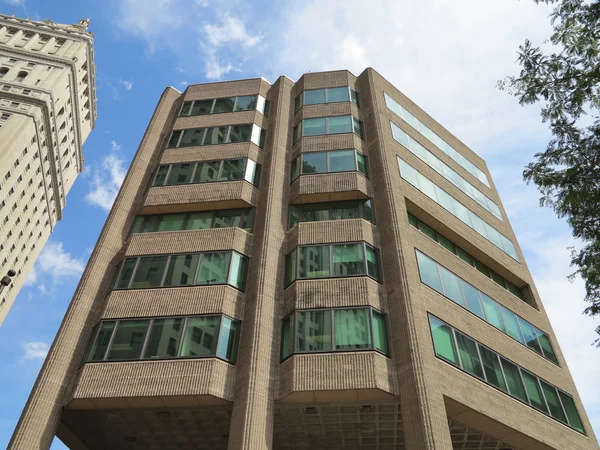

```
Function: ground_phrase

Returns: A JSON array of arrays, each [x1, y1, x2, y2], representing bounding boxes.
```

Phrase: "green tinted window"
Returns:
[[327, 87, 350, 102], [234, 95, 257, 111], [429, 315, 458, 365], [500, 358, 528, 402], [372, 311, 388, 354], [456, 247, 474, 265], [301, 203, 329, 222], [87, 322, 115, 361], [331, 201, 361, 220], [281, 315, 293, 359], [106, 320, 149, 360], [418, 221, 438, 241], [115, 258, 137, 289], [365, 245, 380, 280], [130, 256, 168, 289], [439, 266, 464, 306], [285, 249, 297, 286], [559, 391, 585, 433], [297, 310, 332, 352], [478, 346, 507, 391], [455, 332, 484, 379], [540, 380, 567, 423], [228, 124, 253, 143], [193, 161, 219, 183], [363, 200, 374, 222], [299, 246, 329, 278], [537, 331, 559, 364], [228, 252, 248, 290], [157, 213, 185, 232], [220, 159, 245, 180], [304, 89, 325, 105], [191, 99, 213, 115], [180, 316, 221, 357], [302, 152, 327, 174], [167, 130, 182, 148], [213, 209, 244, 229], [497, 305, 525, 344], [303, 118, 326, 136], [356, 152, 368, 176], [438, 235, 455, 253], [461, 282, 486, 320], [329, 149, 356, 172], [153, 166, 169, 186], [217, 317, 239, 362], [143, 318, 183, 359], [408, 213, 418, 228], [166, 163, 194, 185], [335, 309, 371, 350], [213, 97, 235, 113], [328, 115, 352, 134], [197, 252, 231, 285], [332, 243, 365, 276], [480, 294, 505, 332], [522, 371, 548, 413], [179, 129, 205, 147], [517, 318, 542, 355], [204, 126, 229, 145], [163, 254, 199, 287], [353, 117, 364, 137], [186, 211, 213, 230]]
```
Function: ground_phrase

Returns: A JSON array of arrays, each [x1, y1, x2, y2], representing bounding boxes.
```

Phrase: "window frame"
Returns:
[[292, 115, 364, 143], [288, 199, 374, 228], [151, 158, 261, 188], [295, 86, 359, 112], [177, 94, 268, 117], [291, 149, 368, 181], [166, 123, 265, 149]]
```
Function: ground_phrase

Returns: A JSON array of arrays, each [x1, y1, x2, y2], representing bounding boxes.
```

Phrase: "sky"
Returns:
[[0, 0, 598, 448]]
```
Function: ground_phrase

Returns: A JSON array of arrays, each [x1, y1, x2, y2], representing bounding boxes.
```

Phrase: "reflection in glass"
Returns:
[[163, 254, 199, 286], [180, 316, 221, 356], [143, 318, 183, 358], [106, 320, 149, 360], [299, 246, 330, 279], [297, 310, 332, 352], [130, 256, 168, 289], [334, 309, 371, 350], [197, 252, 231, 285]]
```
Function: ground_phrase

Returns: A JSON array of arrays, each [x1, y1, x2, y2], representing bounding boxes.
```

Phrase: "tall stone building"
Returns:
[[0, 14, 97, 324], [9, 69, 598, 450]]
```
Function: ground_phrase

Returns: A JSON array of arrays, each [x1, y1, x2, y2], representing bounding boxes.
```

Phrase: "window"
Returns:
[[385, 92, 490, 187], [0, 67, 8, 79], [152, 159, 261, 187], [295, 87, 359, 111], [292, 116, 364, 143], [14, 71, 28, 82], [285, 242, 381, 286], [281, 307, 388, 360], [408, 213, 525, 301], [166, 124, 265, 148], [391, 123, 501, 220], [113, 251, 249, 291], [416, 250, 557, 364], [428, 315, 584, 434], [291, 149, 368, 181], [178, 95, 268, 117], [86, 314, 239, 364], [289, 200, 373, 227], [132, 208, 255, 234], [398, 158, 519, 261]]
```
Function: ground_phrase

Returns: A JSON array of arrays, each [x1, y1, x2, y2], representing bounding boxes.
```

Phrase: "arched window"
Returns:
[[0, 67, 8, 79], [14, 71, 28, 82]]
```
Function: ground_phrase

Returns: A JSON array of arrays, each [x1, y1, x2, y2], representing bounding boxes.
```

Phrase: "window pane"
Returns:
[[362, 200, 374, 222], [356, 152, 368, 176], [220, 159, 246, 181], [351, 89, 359, 106], [213, 209, 244, 229], [498, 305, 525, 344], [227, 252, 248, 290], [131, 216, 146, 234], [157, 213, 186, 232], [191, 99, 213, 115], [167, 130, 182, 148], [408, 213, 418, 228], [365, 245, 380, 280], [153, 166, 169, 186], [474, 259, 491, 277], [522, 371, 548, 413], [435, 186, 455, 213], [517, 318, 542, 355], [130, 256, 169, 288], [417, 173, 437, 200], [242, 208, 255, 231], [452, 200, 472, 226], [285, 249, 297, 286], [418, 221, 438, 241], [297, 310, 332, 352], [335, 309, 371, 350], [289, 205, 301, 227], [328, 116, 352, 134], [329, 149, 356, 172], [281, 315, 293, 360], [197, 252, 231, 285], [299, 246, 330, 278], [143, 318, 183, 359], [303, 118, 326, 136], [461, 282, 486, 320], [228, 124, 252, 143], [500, 358, 528, 402], [163, 254, 199, 286], [304, 89, 325, 105], [179, 129, 205, 147], [234, 95, 257, 111], [372, 311, 388, 354], [179, 102, 192, 116], [294, 95, 302, 112], [302, 152, 327, 174], [180, 316, 220, 357], [213, 97, 235, 113], [87, 322, 115, 361], [106, 320, 149, 360], [429, 315, 458, 364], [204, 126, 229, 145], [217, 317, 239, 362], [291, 157, 299, 180], [438, 235, 455, 253], [559, 391, 585, 433], [301, 203, 329, 222], [143, 216, 161, 233], [455, 332, 485, 379], [166, 163, 194, 185], [331, 201, 360, 220], [115, 258, 137, 289], [469, 213, 487, 237], [439, 266, 464, 306], [480, 294, 505, 332], [479, 346, 507, 391], [185, 211, 213, 230], [456, 248, 474, 266], [398, 158, 418, 187], [327, 87, 350, 102], [416, 252, 442, 293], [245, 159, 260, 185], [540, 380, 567, 423], [332, 243, 365, 276], [537, 331, 558, 364], [507, 282, 524, 299], [193, 161, 219, 183], [353, 117, 364, 137], [292, 124, 301, 143]]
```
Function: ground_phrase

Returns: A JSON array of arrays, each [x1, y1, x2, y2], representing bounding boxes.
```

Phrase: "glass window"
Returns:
[[474, 259, 491, 277], [234, 95, 257, 111], [213, 209, 243, 229], [115, 258, 137, 289], [408, 213, 418, 228], [302, 152, 327, 174], [332, 243, 365, 276], [303, 118, 326, 136], [540, 380, 567, 423], [438, 235, 455, 253], [299, 246, 329, 278], [398, 158, 419, 187], [130, 256, 169, 289], [331, 201, 360, 220], [213, 97, 235, 113], [435, 187, 455, 214], [193, 161, 220, 183], [153, 166, 169, 186], [180, 316, 220, 356], [106, 320, 149, 360], [228, 252, 248, 290], [197, 252, 231, 285], [167, 130, 182, 148], [356, 152, 368, 176], [507, 282, 524, 299], [179, 102, 192, 116], [297, 310, 332, 352], [163, 254, 200, 286], [143, 318, 183, 359], [157, 213, 186, 232], [217, 317, 239, 362], [429, 315, 458, 365], [455, 332, 484, 379], [335, 309, 371, 350], [418, 221, 438, 241], [559, 391, 585, 433], [228, 124, 253, 143], [439, 266, 464, 306], [304, 89, 326, 105], [498, 305, 525, 344], [191, 99, 213, 115], [329, 149, 356, 172], [179, 129, 205, 147], [416, 251, 443, 293], [294, 95, 302, 112], [517, 318, 542, 355], [456, 248, 474, 265], [285, 249, 297, 286], [143, 216, 162, 232], [87, 322, 115, 361], [291, 157, 299, 181], [480, 294, 505, 332], [500, 358, 528, 402], [353, 117, 364, 138], [372, 311, 388, 354], [363, 200, 374, 222], [328, 115, 352, 134], [478, 345, 507, 391], [522, 371, 548, 413], [131, 216, 146, 234], [537, 331, 558, 364], [241, 208, 255, 230], [461, 282, 486, 320], [245, 160, 261, 185], [292, 124, 301, 143], [166, 163, 194, 185], [301, 203, 329, 222], [220, 159, 246, 180], [204, 126, 229, 145], [281, 315, 293, 359], [417, 173, 437, 200], [186, 211, 213, 230], [351, 89, 359, 106], [327, 87, 350, 102], [365, 245, 380, 280]]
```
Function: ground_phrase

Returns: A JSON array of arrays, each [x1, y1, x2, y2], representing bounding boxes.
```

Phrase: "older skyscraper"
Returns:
[[0, 14, 96, 324], [9, 69, 598, 450]]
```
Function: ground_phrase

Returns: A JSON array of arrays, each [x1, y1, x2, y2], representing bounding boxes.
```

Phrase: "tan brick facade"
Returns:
[[8, 69, 599, 450]]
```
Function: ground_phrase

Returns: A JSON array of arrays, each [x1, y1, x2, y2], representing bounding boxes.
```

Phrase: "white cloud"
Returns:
[[119, 80, 134, 91], [20, 342, 50, 361], [203, 12, 262, 48], [23, 266, 37, 286], [195, 0, 208, 6], [180, 81, 188, 86], [202, 46, 238, 80], [4, 0, 25, 6], [85, 154, 127, 211], [38, 241, 85, 281], [110, 140, 122, 151]]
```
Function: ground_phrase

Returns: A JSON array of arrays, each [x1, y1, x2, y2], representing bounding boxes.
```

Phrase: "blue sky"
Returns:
[[0, 0, 598, 448]]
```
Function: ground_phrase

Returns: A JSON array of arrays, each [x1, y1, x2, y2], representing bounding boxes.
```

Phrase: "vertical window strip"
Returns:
[[417, 251, 557, 364], [398, 158, 519, 261], [428, 315, 584, 434]]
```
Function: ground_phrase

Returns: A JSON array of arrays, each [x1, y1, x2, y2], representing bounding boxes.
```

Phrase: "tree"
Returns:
[[498, 0, 600, 343]]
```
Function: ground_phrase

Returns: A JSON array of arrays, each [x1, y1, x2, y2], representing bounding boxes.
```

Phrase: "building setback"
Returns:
[[0, 14, 97, 324], [8, 69, 598, 450]]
